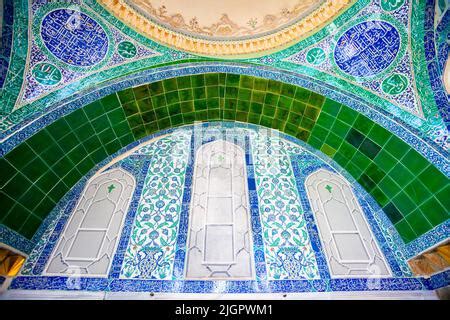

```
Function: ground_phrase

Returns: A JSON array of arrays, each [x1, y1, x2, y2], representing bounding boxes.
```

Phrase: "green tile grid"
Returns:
[[309, 98, 450, 243], [0, 73, 448, 243], [0, 94, 133, 239]]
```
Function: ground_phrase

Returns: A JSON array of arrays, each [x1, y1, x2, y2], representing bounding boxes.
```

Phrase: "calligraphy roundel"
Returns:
[[306, 48, 326, 66], [32, 63, 62, 85], [334, 20, 401, 77], [40, 9, 109, 67], [117, 41, 137, 59], [381, 73, 408, 95], [380, 0, 405, 12]]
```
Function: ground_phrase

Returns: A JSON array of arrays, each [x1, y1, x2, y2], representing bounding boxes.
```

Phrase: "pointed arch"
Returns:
[[185, 140, 255, 279], [305, 169, 391, 277]]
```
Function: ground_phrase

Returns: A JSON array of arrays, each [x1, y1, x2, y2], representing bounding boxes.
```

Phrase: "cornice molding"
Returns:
[[97, 0, 352, 58]]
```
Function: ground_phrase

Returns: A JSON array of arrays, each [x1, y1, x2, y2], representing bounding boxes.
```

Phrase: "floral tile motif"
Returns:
[[249, 130, 320, 280], [120, 131, 192, 279]]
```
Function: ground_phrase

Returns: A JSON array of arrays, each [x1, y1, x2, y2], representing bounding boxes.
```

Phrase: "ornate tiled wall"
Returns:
[[1, 74, 448, 246], [1, 0, 448, 148], [8, 123, 450, 293]]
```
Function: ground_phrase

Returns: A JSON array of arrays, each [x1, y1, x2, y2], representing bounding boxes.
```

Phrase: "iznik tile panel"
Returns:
[[120, 131, 192, 279], [249, 130, 320, 280]]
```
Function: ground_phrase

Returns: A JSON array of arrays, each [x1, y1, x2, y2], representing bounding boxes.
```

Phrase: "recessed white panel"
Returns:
[[209, 167, 232, 195], [333, 233, 370, 261], [204, 225, 234, 263], [323, 201, 357, 231], [45, 168, 135, 277], [68, 230, 106, 259], [207, 197, 233, 224], [305, 169, 391, 277]]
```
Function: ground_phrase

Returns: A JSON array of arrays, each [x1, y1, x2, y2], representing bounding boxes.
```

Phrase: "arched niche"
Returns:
[[45, 168, 135, 276], [305, 169, 391, 277], [185, 140, 255, 279]]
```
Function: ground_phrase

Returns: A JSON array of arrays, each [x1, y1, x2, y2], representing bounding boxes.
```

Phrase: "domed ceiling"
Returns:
[[99, 0, 352, 56], [129, 0, 321, 39]]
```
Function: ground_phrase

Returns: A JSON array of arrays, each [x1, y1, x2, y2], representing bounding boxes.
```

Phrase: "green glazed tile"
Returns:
[[308, 92, 325, 107], [117, 88, 135, 104], [205, 73, 219, 86], [384, 136, 410, 160], [322, 98, 341, 116], [253, 78, 267, 91], [394, 219, 417, 243], [294, 87, 310, 102], [132, 85, 149, 100], [65, 109, 88, 130], [148, 81, 164, 95], [346, 128, 365, 149], [176, 76, 191, 89], [162, 78, 178, 92], [100, 93, 121, 111], [383, 202, 403, 224], [419, 197, 448, 226], [225, 74, 240, 87], [191, 74, 205, 87], [267, 80, 282, 93], [240, 75, 254, 89], [405, 210, 432, 236], [401, 150, 430, 175], [359, 138, 381, 159], [122, 101, 139, 116], [5, 142, 36, 170]]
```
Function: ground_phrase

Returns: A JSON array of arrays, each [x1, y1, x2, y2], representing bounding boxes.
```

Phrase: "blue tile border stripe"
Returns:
[[424, 0, 450, 130], [0, 224, 34, 255], [11, 274, 449, 292]]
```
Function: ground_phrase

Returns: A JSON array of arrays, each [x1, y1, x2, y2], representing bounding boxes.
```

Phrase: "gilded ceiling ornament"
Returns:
[[97, 0, 353, 57]]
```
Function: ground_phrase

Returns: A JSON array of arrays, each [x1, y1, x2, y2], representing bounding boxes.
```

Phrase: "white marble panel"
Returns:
[[45, 168, 135, 276], [305, 169, 391, 277], [185, 140, 254, 279]]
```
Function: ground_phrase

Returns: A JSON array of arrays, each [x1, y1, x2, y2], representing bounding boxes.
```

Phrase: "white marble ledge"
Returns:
[[0, 290, 439, 300]]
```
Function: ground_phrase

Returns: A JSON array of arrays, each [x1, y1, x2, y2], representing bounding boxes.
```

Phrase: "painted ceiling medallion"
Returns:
[[98, 0, 353, 57]]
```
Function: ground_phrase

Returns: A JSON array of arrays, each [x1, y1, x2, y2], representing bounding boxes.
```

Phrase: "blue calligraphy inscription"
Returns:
[[40, 9, 109, 67], [334, 21, 401, 77]]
